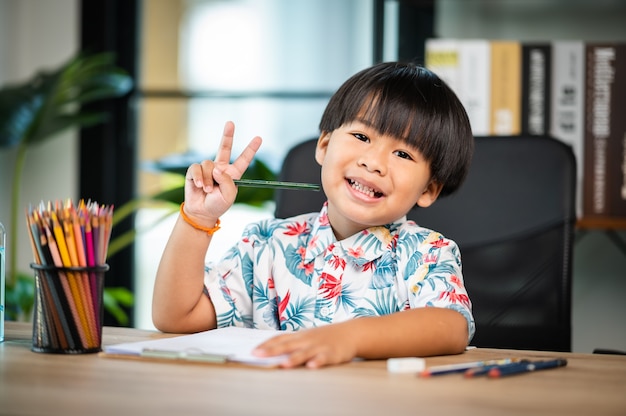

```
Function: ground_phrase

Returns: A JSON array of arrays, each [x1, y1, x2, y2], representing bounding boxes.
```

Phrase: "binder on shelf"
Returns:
[[490, 41, 522, 136], [425, 39, 491, 136], [521, 43, 552, 137], [583, 43, 626, 219], [550, 41, 586, 218], [458, 39, 491, 136]]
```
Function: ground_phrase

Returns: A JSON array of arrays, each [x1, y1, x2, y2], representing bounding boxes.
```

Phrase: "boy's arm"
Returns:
[[152, 213, 219, 333], [253, 307, 468, 368], [152, 121, 262, 333]]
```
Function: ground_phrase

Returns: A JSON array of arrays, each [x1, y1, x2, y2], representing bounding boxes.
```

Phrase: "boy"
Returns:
[[153, 62, 475, 368]]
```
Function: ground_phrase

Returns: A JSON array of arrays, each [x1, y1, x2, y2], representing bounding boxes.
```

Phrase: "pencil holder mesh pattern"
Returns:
[[30, 264, 109, 354]]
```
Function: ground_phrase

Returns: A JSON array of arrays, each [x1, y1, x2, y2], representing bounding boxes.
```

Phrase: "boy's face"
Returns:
[[315, 120, 442, 240]]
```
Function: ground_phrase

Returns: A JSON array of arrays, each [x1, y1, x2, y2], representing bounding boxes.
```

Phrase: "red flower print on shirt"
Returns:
[[278, 291, 291, 321], [319, 212, 329, 226], [423, 252, 438, 264], [439, 289, 470, 307], [348, 246, 364, 258], [431, 238, 449, 248], [298, 261, 315, 276], [362, 261, 376, 272], [449, 274, 462, 287], [284, 222, 309, 236], [319, 272, 342, 300], [330, 255, 346, 270]]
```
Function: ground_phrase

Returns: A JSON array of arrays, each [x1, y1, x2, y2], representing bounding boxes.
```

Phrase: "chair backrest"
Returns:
[[274, 135, 576, 352], [274, 138, 327, 219]]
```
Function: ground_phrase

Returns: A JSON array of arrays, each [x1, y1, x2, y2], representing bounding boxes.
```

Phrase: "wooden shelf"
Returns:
[[576, 217, 626, 230]]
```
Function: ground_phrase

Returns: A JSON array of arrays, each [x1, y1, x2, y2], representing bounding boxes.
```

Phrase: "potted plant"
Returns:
[[0, 52, 134, 324]]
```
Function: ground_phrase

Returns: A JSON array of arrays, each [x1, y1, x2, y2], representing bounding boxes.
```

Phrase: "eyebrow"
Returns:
[[351, 118, 377, 130]]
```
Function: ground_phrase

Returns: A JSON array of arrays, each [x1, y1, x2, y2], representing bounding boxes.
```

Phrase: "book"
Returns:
[[490, 41, 522, 135], [102, 326, 288, 367], [425, 38, 461, 95], [426, 39, 491, 136], [550, 41, 585, 217], [521, 43, 552, 136], [458, 39, 491, 136], [583, 43, 626, 218]]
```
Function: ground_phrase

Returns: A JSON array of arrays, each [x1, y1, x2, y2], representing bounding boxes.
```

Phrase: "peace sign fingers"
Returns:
[[214, 121, 262, 180]]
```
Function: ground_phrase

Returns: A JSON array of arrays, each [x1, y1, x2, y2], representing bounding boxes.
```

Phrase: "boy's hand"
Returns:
[[184, 121, 262, 224], [252, 323, 359, 369]]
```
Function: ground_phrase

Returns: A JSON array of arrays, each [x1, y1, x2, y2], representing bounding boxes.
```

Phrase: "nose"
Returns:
[[357, 146, 387, 175]]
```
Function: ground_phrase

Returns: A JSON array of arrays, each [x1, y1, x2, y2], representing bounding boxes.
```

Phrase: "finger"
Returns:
[[212, 167, 237, 201], [230, 136, 263, 177], [252, 334, 296, 356], [186, 162, 211, 190], [214, 121, 235, 165], [199, 160, 217, 193]]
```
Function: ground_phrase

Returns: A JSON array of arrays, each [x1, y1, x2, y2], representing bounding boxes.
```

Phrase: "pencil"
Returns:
[[44, 223, 81, 350], [234, 179, 321, 191], [34, 214, 71, 350], [26, 199, 115, 351], [27, 211, 61, 349]]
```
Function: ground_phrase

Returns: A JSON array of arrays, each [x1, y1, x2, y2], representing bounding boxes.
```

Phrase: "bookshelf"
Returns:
[[417, 0, 626, 230], [417, 0, 626, 355]]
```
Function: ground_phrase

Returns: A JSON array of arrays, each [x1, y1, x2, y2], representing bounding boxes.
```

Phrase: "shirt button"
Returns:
[[320, 306, 331, 317]]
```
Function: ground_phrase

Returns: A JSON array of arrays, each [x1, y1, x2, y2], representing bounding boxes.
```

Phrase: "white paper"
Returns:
[[104, 326, 288, 366]]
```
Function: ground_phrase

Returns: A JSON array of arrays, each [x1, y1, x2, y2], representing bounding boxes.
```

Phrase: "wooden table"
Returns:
[[1, 321, 625, 416]]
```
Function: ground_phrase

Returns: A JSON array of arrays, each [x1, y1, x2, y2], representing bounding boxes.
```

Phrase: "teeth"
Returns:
[[349, 179, 378, 197]]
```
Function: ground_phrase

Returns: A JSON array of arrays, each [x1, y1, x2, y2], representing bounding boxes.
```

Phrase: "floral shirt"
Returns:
[[204, 204, 475, 341]]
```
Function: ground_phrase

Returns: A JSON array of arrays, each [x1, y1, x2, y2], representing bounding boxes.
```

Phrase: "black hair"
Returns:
[[318, 62, 474, 196]]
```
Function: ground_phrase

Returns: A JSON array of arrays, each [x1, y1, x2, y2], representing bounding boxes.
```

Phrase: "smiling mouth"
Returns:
[[348, 179, 384, 198]]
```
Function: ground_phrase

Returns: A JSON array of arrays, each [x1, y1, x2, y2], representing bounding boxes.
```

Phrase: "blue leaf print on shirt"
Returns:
[[403, 250, 423, 281], [281, 296, 316, 330], [365, 287, 399, 315], [241, 252, 255, 297], [253, 280, 271, 310], [370, 251, 397, 289], [314, 298, 334, 323], [423, 260, 459, 291], [277, 240, 313, 286], [352, 307, 377, 317]]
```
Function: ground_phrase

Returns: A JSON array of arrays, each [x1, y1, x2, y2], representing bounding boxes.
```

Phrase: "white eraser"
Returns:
[[387, 357, 426, 373]]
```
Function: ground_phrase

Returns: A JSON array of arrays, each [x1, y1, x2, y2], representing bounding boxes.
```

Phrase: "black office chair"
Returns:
[[274, 135, 576, 352], [274, 138, 327, 219]]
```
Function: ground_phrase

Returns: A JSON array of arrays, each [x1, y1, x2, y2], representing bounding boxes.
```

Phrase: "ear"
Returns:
[[315, 131, 331, 166], [416, 181, 443, 208]]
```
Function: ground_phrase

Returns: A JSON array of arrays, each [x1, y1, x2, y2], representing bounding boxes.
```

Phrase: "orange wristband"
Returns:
[[179, 202, 221, 236]]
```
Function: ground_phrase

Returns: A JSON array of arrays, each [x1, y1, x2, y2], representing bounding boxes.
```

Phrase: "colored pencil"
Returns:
[[26, 199, 114, 352]]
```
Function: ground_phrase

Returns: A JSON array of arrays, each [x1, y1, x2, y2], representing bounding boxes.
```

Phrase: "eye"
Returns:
[[394, 150, 414, 160], [352, 133, 369, 143]]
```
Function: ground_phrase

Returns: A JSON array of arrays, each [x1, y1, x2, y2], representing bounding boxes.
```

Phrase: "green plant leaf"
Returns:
[[3, 272, 35, 321], [0, 52, 132, 149], [0, 51, 133, 294], [102, 287, 135, 326]]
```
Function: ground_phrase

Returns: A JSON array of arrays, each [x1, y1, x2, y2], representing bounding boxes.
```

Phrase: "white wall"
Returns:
[[0, 0, 79, 276]]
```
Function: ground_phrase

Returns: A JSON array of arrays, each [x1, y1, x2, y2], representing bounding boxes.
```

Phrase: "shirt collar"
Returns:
[[303, 203, 404, 265]]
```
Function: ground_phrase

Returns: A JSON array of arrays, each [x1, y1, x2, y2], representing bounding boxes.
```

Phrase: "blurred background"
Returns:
[[0, 0, 625, 353]]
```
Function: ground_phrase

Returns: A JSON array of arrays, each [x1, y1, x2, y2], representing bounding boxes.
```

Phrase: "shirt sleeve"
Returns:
[[203, 226, 259, 328], [401, 229, 475, 342]]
